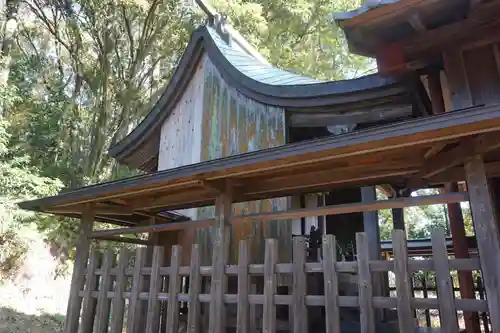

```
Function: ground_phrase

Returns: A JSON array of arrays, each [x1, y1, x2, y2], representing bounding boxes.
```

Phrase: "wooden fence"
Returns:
[[77, 228, 488, 333]]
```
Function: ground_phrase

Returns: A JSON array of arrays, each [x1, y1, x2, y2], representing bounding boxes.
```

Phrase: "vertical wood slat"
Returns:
[[146, 246, 165, 333], [356, 232, 375, 333], [392, 230, 415, 333], [208, 226, 230, 333], [237, 240, 250, 333], [322, 235, 340, 333], [110, 248, 129, 333], [443, 50, 473, 109], [64, 206, 94, 333], [431, 228, 459, 333], [187, 244, 201, 333], [166, 245, 183, 333], [263, 239, 278, 333], [465, 155, 500, 333], [476, 277, 490, 333], [96, 249, 115, 333], [249, 283, 258, 333], [292, 237, 307, 333], [81, 250, 101, 333], [209, 191, 232, 333], [127, 247, 146, 333], [422, 275, 431, 328]]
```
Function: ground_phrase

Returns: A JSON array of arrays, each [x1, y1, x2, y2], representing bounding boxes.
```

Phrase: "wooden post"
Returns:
[[292, 237, 307, 333], [110, 248, 129, 333], [80, 250, 101, 333], [392, 230, 415, 333], [392, 190, 406, 230], [63, 204, 94, 333], [237, 240, 250, 333], [146, 246, 165, 333], [465, 155, 500, 333], [356, 232, 375, 333], [263, 239, 278, 333], [187, 244, 201, 333], [427, 70, 446, 114], [166, 245, 182, 333], [127, 247, 146, 333], [322, 235, 340, 333], [392, 206, 405, 230], [209, 189, 232, 333], [445, 182, 481, 333], [361, 186, 384, 322], [96, 249, 114, 333], [432, 228, 459, 333]]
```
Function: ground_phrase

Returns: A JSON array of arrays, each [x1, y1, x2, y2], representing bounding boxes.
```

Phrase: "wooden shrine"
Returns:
[[18, 0, 500, 333]]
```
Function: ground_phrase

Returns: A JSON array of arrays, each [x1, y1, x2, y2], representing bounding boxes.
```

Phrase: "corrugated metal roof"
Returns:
[[207, 26, 322, 85]]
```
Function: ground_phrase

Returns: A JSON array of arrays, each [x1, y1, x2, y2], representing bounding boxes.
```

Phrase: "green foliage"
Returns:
[[0, 0, 474, 277], [212, 0, 373, 80], [0, 228, 28, 279], [377, 188, 475, 241]]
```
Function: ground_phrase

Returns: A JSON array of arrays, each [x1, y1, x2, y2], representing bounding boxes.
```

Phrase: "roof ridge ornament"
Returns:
[[195, 0, 269, 64], [214, 13, 232, 45]]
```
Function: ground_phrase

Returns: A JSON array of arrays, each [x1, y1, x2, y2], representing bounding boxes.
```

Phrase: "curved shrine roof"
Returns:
[[109, 22, 421, 172]]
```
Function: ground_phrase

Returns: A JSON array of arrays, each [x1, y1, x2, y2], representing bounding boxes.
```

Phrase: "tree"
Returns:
[[0, 0, 375, 264], [212, 0, 373, 80]]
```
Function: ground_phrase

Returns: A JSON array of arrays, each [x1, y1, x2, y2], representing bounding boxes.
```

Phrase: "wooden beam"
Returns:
[[91, 235, 150, 245], [64, 204, 95, 333], [47, 205, 134, 215], [464, 155, 500, 332], [288, 105, 413, 127], [404, 1, 500, 57], [129, 188, 216, 210], [419, 132, 500, 179], [424, 142, 449, 160], [90, 192, 469, 238]]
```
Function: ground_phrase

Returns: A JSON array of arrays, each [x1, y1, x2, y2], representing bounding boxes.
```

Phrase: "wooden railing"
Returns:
[[77, 228, 488, 333]]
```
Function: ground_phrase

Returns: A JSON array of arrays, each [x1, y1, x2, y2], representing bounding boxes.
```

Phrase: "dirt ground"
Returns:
[[0, 307, 64, 333]]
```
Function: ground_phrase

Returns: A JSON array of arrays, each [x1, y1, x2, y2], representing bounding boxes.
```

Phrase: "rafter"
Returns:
[[418, 132, 500, 179]]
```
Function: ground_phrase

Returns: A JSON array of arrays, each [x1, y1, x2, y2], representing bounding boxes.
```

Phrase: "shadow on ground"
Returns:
[[0, 307, 64, 333]]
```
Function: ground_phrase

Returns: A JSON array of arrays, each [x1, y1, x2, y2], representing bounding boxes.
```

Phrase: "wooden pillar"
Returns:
[[63, 204, 95, 333], [427, 71, 446, 114], [392, 206, 405, 230], [361, 186, 380, 259], [465, 155, 500, 332], [392, 189, 410, 230], [138, 220, 161, 332], [209, 188, 232, 333], [445, 182, 481, 333], [361, 186, 384, 322]]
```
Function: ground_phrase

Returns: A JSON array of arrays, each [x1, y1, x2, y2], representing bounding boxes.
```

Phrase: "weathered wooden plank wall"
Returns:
[[157, 57, 205, 264], [443, 42, 500, 109], [157, 57, 205, 220], [196, 57, 291, 268]]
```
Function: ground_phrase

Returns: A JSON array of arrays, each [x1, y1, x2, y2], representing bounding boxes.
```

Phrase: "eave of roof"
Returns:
[[19, 104, 500, 216], [332, 0, 472, 57], [108, 23, 415, 171]]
